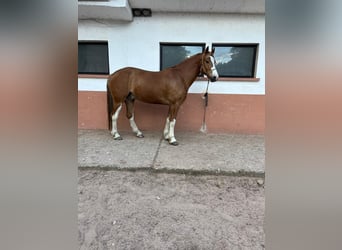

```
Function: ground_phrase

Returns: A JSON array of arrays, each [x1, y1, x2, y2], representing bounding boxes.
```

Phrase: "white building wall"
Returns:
[[78, 13, 265, 95]]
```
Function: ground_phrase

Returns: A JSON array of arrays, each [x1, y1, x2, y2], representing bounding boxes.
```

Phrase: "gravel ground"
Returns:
[[78, 169, 265, 250]]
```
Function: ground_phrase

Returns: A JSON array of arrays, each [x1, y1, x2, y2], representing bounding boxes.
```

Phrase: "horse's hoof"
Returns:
[[136, 134, 144, 138], [114, 136, 123, 140], [169, 141, 179, 146]]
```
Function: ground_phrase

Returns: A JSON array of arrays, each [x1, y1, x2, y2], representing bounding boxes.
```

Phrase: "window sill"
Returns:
[[196, 77, 260, 82], [78, 74, 109, 79], [78, 74, 260, 82]]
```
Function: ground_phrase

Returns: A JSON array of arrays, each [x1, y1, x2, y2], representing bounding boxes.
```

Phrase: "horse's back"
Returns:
[[107, 66, 184, 104], [108, 67, 152, 85], [108, 67, 167, 90], [108, 67, 133, 83]]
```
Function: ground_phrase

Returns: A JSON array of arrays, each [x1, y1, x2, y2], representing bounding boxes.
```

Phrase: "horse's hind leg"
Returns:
[[125, 93, 144, 138], [111, 103, 123, 140]]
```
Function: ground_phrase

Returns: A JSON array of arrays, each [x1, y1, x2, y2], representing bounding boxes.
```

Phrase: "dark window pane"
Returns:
[[213, 44, 257, 77], [78, 42, 109, 74], [160, 44, 204, 70]]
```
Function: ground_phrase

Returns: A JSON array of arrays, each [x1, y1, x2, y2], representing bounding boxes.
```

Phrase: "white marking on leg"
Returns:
[[163, 117, 170, 140], [129, 115, 143, 137], [111, 104, 122, 139], [168, 119, 177, 143]]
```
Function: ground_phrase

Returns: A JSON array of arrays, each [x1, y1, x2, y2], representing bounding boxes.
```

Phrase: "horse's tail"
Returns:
[[107, 80, 113, 131]]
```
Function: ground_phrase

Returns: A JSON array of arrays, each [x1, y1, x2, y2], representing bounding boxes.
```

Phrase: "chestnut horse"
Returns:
[[107, 46, 218, 145]]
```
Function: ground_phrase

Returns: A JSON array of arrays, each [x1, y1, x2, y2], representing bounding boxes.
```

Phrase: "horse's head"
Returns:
[[201, 46, 219, 82]]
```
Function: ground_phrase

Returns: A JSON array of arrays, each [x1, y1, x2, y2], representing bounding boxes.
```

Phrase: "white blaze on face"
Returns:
[[210, 56, 219, 79]]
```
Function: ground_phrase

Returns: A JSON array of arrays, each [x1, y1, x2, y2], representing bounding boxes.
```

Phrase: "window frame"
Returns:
[[212, 43, 259, 79], [159, 42, 206, 71], [78, 41, 110, 76]]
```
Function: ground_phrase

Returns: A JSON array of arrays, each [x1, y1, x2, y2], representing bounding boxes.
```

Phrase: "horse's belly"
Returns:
[[135, 95, 168, 105]]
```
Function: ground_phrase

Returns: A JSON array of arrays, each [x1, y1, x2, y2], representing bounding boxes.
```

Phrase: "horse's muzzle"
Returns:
[[210, 76, 218, 82]]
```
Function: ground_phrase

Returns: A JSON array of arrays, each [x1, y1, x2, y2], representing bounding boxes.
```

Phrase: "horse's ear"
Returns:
[[211, 47, 215, 55], [205, 46, 209, 53]]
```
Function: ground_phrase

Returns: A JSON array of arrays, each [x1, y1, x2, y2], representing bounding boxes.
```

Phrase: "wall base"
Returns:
[[78, 91, 265, 134]]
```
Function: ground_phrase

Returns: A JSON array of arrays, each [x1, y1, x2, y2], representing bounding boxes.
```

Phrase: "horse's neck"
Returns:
[[174, 54, 202, 90]]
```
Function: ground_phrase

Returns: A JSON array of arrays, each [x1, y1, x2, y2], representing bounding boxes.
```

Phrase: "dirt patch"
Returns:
[[78, 170, 264, 250]]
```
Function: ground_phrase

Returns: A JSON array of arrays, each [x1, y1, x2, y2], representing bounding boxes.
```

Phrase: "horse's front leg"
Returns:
[[163, 117, 170, 140], [168, 118, 178, 146], [166, 105, 180, 146]]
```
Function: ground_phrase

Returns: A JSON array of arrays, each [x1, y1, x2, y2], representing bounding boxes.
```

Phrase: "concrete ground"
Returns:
[[78, 129, 265, 249], [78, 130, 264, 175]]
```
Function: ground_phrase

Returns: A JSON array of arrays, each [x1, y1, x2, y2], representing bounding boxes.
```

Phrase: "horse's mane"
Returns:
[[171, 53, 202, 69]]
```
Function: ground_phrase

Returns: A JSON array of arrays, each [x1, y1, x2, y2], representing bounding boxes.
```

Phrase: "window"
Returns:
[[212, 44, 258, 78], [160, 43, 205, 70], [78, 41, 109, 75]]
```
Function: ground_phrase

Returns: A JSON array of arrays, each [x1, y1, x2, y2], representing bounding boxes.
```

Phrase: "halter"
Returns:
[[200, 52, 217, 77]]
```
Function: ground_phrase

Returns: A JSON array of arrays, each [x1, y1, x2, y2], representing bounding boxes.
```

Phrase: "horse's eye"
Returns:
[[205, 60, 210, 63]]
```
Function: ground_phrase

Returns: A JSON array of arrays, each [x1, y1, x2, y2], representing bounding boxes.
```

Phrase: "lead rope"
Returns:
[[200, 79, 210, 132]]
